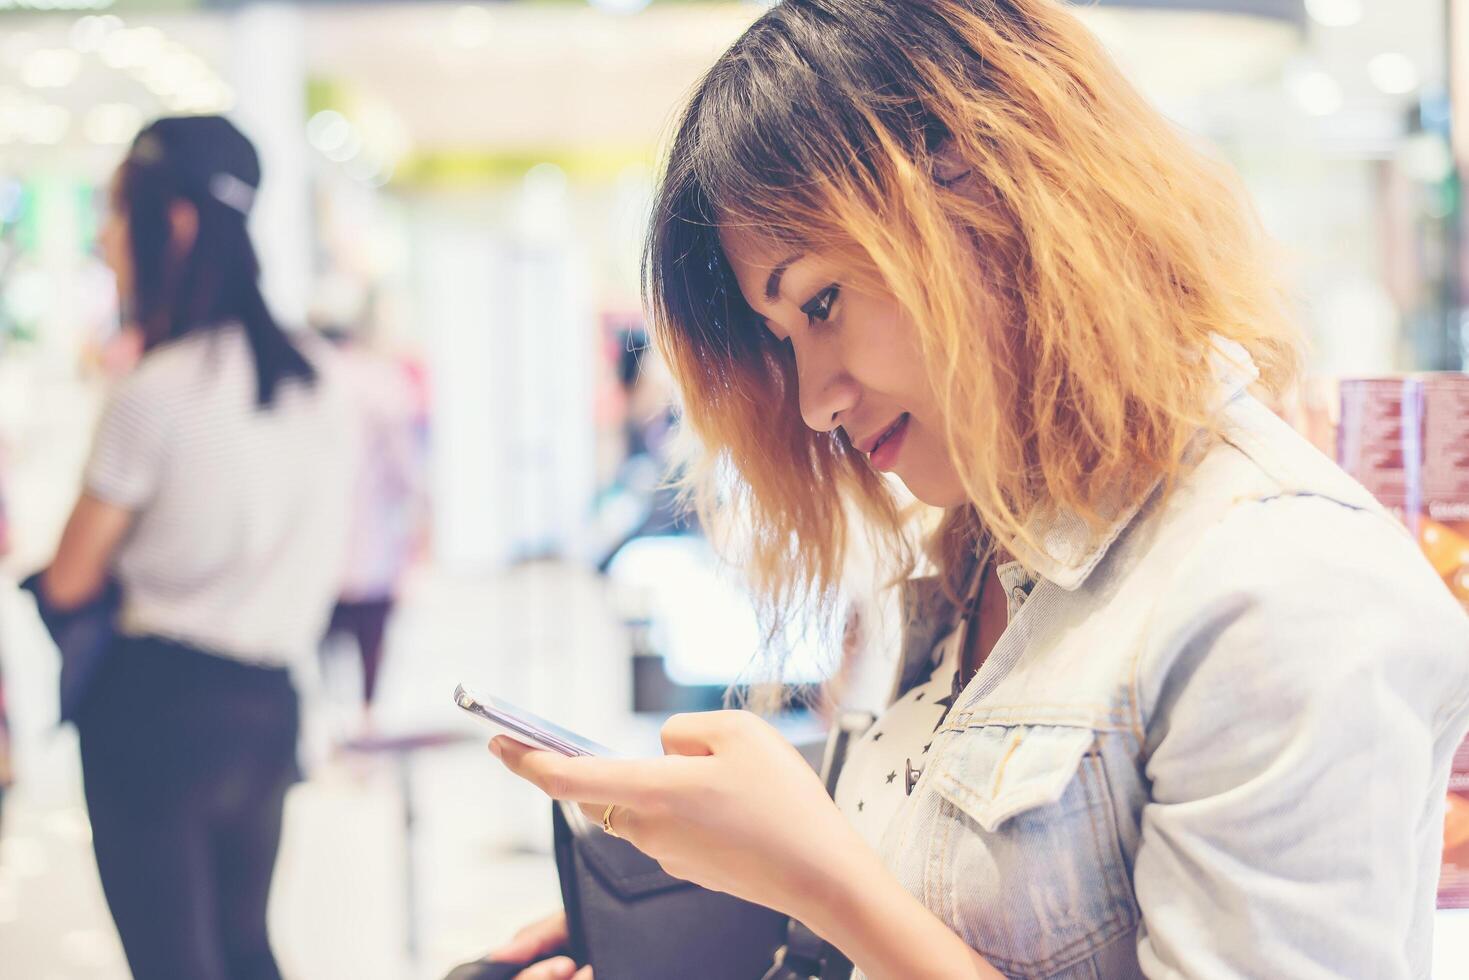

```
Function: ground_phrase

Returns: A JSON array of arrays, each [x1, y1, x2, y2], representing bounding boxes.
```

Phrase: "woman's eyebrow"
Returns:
[[764, 252, 805, 301]]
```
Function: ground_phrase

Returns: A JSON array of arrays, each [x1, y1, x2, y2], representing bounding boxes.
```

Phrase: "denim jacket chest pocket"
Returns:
[[907, 723, 1138, 978]]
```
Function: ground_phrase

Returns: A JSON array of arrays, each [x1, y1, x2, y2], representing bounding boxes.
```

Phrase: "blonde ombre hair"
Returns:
[[645, 0, 1301, 642]]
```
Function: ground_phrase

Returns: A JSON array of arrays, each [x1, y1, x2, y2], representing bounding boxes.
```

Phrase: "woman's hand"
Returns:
[[488, 910, 591, 980], [490, 710, 872, 921], [491, 713, 1004, 980]]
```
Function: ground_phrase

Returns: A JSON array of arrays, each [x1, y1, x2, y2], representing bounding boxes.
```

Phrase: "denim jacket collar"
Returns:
[[1010, 336, 1260, 592], [891, 337, 1260, 696]]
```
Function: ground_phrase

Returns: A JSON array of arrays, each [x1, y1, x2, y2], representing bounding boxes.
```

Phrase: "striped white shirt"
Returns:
[[85, 323, 355, 668]]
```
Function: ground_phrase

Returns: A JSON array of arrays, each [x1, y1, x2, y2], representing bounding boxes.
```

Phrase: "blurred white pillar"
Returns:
[[509, 165, 597, 561], [414, 210, 511, 572], [227, 3, 312, 327]]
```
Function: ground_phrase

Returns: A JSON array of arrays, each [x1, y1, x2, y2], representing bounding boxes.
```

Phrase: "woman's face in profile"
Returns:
[[721, 228, 970, 509], [98, 168, 132, 304]]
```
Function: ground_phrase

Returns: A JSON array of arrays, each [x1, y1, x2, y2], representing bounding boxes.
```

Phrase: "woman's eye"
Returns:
[[800, 286, 840, 325]]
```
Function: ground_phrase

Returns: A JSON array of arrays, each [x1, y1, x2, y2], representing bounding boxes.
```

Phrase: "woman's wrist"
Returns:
[[798, 849, 1002, 980]]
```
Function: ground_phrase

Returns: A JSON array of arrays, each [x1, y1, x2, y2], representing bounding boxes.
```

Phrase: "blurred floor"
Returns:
[[2, 561, 1469, 978]]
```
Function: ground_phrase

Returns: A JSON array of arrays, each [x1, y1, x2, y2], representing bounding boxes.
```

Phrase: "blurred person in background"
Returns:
[[32, 115, 353, 980], [0, 449, 12, 839], [0, 658, 10, 843], [594, 337, 694, 573], [485, 2, 1469, 978], [316, 305, 426, 728]]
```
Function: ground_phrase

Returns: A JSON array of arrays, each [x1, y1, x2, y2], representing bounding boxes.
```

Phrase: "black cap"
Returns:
[[128, 115, 260, 216]]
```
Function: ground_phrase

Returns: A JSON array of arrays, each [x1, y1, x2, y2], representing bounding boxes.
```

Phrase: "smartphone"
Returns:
[[453, 683, 615, 757]]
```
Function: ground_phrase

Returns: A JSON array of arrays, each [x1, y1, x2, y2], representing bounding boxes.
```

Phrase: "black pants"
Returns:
[[77, 635, 299, 980], [323, 597, 393, 705]]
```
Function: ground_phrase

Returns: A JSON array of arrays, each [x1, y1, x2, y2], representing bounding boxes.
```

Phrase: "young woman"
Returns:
[[490, 2, 1469, 978], [39, 116, 353, 980]]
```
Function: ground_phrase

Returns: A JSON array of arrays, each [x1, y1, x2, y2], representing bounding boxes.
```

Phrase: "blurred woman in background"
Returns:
[[38, 116, 353, 980]]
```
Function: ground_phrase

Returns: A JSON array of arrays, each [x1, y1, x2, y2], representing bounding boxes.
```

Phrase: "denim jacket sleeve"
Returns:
[[1133, 493, 1469, 979]]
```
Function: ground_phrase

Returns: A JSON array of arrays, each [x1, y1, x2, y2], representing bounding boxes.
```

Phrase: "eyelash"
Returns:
[[800, 285, 840, 326]]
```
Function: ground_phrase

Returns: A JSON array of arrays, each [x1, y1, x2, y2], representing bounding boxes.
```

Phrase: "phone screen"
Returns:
[[453, 684, 615, 757]]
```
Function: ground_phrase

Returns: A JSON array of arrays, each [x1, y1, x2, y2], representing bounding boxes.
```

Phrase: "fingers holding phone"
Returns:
[[512, 958, 591, 980], [490, 909, 569, 964]]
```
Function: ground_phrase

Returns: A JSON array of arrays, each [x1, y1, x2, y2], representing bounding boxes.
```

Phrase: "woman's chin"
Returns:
[[895, 466, 969, 510]]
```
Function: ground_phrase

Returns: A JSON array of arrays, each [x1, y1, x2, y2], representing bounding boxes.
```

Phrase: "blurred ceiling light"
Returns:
[[139, 68, 176, 97], [1303, 0, 1363, 28], [1368, 52, 1420, 96], [20, 104, 69, 145], [525, 161, 568, 193], [344, 153, 381, 184], [21, 49, 81, 89], [1286, 66, 1343, 116], [587, 0, 653, 12], [167, 80, 234, 114], [70, 14, 123, 53], [307, 109, 351, 154], [161, 46, 211, 83], [83, 102, 141, 144], [450, 4, 495, 48], [141, 44, 214, 98], [365, 163, 395, 189], [0, 33, 39, 71], [324, 129, 362, 164], [352, 99, 413, 166], [101, 26, 163, 70]]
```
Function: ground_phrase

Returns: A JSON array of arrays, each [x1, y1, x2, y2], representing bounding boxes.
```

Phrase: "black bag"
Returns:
[[553, 800, 795, 979], [446, 714, 871, 980], [19, 572, 120, 724]]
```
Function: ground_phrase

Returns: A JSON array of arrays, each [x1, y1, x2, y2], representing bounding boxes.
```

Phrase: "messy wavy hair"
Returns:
[[645, 0, 1300, 637]]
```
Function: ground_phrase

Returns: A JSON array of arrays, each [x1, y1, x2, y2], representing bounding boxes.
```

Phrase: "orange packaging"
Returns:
[[1445, 739, 1469, 910]]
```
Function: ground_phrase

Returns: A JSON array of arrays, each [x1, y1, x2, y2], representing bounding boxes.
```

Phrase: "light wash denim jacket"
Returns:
[[861, 391, 1469, 979]]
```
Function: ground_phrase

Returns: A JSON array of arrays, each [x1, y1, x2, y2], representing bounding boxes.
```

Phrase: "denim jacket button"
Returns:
[[904, 758, 924, 796]]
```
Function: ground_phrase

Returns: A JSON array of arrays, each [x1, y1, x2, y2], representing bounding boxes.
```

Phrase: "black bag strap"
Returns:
[[760, 710, 875, 980]]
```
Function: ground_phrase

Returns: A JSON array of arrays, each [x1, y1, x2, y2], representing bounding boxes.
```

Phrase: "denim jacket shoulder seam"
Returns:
[[1127, 489, 1301, 742]]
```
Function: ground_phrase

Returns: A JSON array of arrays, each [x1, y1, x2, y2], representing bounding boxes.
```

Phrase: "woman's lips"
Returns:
[[868, 413, 910, 472]]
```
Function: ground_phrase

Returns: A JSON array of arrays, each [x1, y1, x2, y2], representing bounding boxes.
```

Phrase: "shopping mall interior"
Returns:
[[0, 0, 1467, 977]]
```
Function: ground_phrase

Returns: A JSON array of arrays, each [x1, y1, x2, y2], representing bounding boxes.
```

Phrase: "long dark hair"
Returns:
[[118, 116, 315, 407]]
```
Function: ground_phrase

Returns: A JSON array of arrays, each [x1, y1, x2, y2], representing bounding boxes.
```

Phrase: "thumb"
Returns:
[[659, 712, 718, 756]]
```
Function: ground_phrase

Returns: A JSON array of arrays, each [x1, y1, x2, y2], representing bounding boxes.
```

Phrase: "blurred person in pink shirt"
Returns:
[[318, 316, 427, 724]]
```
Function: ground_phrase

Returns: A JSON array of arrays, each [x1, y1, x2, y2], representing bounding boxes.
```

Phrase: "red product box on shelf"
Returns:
[[1411, 374, 1469, 604], [1337, 378, 1419, 525], [1412, 375, 1469, 910], [1338, 374, 1469, 910]]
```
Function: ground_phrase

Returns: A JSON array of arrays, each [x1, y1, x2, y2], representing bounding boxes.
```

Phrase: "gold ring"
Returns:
[[600, 802, 621, 839]]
